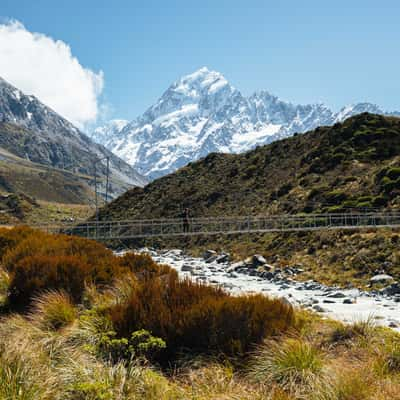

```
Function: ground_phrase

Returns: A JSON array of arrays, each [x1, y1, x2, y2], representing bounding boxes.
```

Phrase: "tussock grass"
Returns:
[[329, 316, 376, 344], [330, 366, 377, 400], [247, 338, 329, 397], [0, 228, 398, 398], [30, 290, 77, 330]]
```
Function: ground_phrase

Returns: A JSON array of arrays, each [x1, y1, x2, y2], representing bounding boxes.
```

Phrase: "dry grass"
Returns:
[[0, 229, 398, 398]]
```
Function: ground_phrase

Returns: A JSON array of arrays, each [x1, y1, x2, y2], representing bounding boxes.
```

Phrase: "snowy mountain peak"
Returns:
[[89, 119, 129, 145], [90, 69, 400, 180], [172, 67, 231, 96]]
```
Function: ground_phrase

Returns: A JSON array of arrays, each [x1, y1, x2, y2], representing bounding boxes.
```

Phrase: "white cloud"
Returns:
[[0, 20, 103, 128]]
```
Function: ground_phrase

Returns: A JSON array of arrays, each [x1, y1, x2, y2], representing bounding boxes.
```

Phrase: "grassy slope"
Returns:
[[0, 151, 94, 224], [98, 113, 400, 287]]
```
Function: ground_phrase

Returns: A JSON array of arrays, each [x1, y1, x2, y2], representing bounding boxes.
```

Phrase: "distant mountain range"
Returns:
[[97, 113, 400, 222], [90, 67, 400, 179], [0, 77, 147, 199]]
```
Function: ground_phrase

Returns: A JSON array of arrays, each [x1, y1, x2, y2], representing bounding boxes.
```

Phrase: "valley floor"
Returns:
[[136, 248, 400, 331]]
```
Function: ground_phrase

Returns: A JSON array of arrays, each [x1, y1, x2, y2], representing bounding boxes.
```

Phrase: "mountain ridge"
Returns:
[[97, 113, 400, 222], [90, 67, 400, 179], [0, 77, 147, 197]]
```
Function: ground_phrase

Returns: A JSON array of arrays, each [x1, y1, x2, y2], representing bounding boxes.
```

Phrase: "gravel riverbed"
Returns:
[[129, 248, 400, 331]]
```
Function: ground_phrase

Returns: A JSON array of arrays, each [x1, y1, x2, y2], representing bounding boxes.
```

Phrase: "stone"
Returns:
[[226, 261, 246, 272], [343, 298, 357, 304], [313, 305, 327, 313], [203, 249, 217, 260], [253, 254, 267, 265], [261, 271, 275, 280], [370, 274, 394, 284], [264, 264, 275, 272], [327, 292, 346, 299], [181, 264, 194, 272], [323, 299, 336, 304], [393, 295, 400, 303], [245, 254, 267, 268], [205, 255, 218, 263], [382, 283, 400, 296], [216, 253, 230, 264], [279, 284, 290, 290]]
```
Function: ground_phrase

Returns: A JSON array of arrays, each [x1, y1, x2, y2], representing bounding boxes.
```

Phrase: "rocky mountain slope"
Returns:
[[98, 113, 400, 221], [0, 77, 147, 197], [91, 67, 400, 179], [98, 113, 400, 289]]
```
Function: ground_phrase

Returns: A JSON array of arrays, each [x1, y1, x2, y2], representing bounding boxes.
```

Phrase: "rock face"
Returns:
[[0, 77, 147, 197], [91, 67, 400, 179]]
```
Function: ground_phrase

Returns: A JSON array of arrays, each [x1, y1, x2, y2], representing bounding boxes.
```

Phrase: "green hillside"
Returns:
[[97, 113, 400, 288], [99, 113, 400, 220]]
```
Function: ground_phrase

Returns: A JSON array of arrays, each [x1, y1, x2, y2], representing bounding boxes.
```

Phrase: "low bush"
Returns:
[[8, 255, 90, 307], [0, 228, 132, 308], [0, 226, 36, 259], [96, 329, 166, 363], [118, 252, 172, 279], [109, 268, 294, 361]]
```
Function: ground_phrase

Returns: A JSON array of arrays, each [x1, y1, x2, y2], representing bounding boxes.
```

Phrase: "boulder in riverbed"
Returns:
[[370, 274, 395, 284], [343, 298, 357, 304], [216, 253, 230, 264]]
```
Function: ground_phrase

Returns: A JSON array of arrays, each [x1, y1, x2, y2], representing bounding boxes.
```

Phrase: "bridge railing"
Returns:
[[30, 211, 400, 240]]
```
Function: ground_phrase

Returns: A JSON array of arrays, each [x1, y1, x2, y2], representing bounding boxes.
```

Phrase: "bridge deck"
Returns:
[[36, 212, 400, 240]]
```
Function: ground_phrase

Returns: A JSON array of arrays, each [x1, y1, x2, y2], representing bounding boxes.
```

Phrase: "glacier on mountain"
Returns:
[[90, 67, 400, 179]]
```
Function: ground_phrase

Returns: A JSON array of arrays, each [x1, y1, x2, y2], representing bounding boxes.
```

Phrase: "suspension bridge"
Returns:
[[35, 211, 400, 240]]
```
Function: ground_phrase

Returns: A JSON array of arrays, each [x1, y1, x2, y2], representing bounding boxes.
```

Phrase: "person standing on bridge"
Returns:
[[182, 208, 191, 233]]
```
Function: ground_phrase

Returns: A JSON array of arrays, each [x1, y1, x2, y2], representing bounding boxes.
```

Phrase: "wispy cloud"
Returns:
[[0, 20, 103, 128]]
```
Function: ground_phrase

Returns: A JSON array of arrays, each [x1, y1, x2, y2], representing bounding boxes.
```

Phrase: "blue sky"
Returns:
[[1, 0, 400, 125]]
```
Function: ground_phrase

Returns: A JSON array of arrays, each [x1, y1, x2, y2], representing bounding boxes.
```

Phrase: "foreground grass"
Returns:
[[0, 288, 399, 399], [0, 227, 399, 398]]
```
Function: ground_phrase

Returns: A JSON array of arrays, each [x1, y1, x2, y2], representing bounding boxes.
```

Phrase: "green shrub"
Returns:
[[96, 329, 166, 363], [325, 190, 348, 204], [386, 167, 400, 180]]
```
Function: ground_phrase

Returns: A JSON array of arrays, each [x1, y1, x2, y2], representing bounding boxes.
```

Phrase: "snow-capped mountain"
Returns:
[[0, 77, 147, 195], [89, 119, 129, 146], [91, 67, 400, 179]]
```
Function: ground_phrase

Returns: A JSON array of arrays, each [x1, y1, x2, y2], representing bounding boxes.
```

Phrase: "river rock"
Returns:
[[203, 250, 217, 260], [216, 253, 230, 264], [382, 283, 400, 296], [181, 264, 194, 272], [327, 292, 346, 299], [370, 274, 394, 284], [226, 262, 246, 272], [245, 254, 267, 268], [313, 305, 327, 313]]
